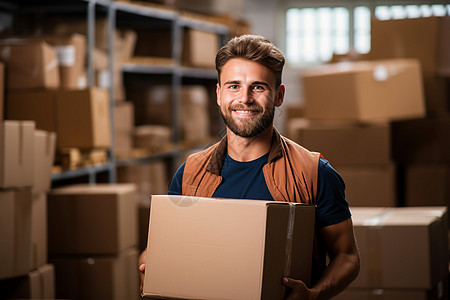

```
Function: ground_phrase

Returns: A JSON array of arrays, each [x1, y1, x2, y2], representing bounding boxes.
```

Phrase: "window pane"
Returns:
[[431, 5, 447, 16], [334, 7, 349, 54], [354, 6, 371, 53], [420, 5, 433, 17], [391, 5, 407, 19], [406, 5, 421, 18], [375, 6, 391, 20]]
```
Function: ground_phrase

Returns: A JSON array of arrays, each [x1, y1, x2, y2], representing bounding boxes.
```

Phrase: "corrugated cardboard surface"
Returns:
[[350, 207, 448, 290], [143, 195, 315, 300], [335, 163, 397, 207], [51, 247, 139, 300], [56, 88, 111, 148], [182, 28, 219, 68], [0, 189, 32, 280], [30, 192, 48, 270], [114, 101, 134, 153], [0, 40, 60, 89], [48, 183, 138, 255], [302, 59, 426, 122], [287, 119, 391, 165], [33, 130, 56, 194], [0, 120, 35, 188]]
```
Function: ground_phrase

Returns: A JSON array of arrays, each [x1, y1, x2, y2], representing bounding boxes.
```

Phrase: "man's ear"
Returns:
[[216, 82, 221, 106], [275, 84, 285, 107]]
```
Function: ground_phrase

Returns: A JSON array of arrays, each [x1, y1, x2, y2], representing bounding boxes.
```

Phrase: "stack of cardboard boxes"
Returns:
[[286, 15, 450, 299], [0, 63, 58, 298]]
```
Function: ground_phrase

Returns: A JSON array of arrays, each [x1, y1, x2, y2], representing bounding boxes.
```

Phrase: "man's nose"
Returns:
[[238, 86, 253, 104]]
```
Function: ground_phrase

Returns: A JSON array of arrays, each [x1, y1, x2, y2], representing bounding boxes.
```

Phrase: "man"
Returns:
[[139, 34, 360, 299]]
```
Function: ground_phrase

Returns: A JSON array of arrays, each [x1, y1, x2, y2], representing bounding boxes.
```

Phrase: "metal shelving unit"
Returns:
[[0, 0, 228, 185]]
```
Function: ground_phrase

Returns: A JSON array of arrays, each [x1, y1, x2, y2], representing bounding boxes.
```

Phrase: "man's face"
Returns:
[[216, 58, 284, 138]]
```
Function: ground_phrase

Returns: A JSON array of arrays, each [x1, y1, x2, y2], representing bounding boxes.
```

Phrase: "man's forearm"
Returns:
[[309, 251, 360, 300]]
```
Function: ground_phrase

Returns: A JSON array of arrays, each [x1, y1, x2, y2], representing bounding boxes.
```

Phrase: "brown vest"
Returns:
[[182, 129, 325, 285]]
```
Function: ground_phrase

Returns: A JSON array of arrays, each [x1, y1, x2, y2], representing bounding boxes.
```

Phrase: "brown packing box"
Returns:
[[48, 183, 138, 255], [117, 160, 169, 204], [143, 195, 315, 300], [286, 119, 391, 165], [133, 125, 172, 152], [33, 130, 56, 194], [350, 207, 449, 290], [405, 163, 450, 209], [30, 193, 48, 270], [7, 90, 58, 133], [180, 85, 210, 142], [370, 16, 450, 75], [0, 120, 35, 188], [335, 163, 397, 207], [0, 264, 55, 299], [56, 88, 111, 148], [0, 40, 59, 89], [182, 28, 219, 68], [38, 34, 87, 89], [0, 189, 32, 280], [114, 101, 134, 154], [302, 59, 426, 122], [392, 116, 450, 164], [7, 88, 111, 149], [0, 62, 3, 121], [51, 247, 139, 300], [334, 288, 437, 300], [129, 85, 172, 126]]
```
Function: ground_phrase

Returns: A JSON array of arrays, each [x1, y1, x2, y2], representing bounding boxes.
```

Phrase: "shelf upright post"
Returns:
[[107, 2, 116, 183], [86, 0, 96, 87]]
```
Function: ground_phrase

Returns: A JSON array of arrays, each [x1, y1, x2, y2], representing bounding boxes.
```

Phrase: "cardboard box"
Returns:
[[370, 16, 450, 75], [48, 184, 138, 255], [38, 34, 87, 89], [350, 207, 448, 289], [0, 120, 35, 188], [0, 263, 55, 299], [392, 116, 450, 164], [7, 88, 110, 149], [114, 101, 134, 154], [117, 160, 169, 204], [143, 195, 316, 300], [56, 88, 111, 148], [182, 28, 219, 68], [0, 189, 32, 280], [334, 288, 431, 300], [30, 193, 48, 270], [33, 130, 56, 193], [335, 163, 397, 207], [405, 163, 450, 209], [7, 90, 58, 132], [52, 247, 139, 300], [0, 40, 59, 89], [0, 62, 4, 121], [128, 85, 172, 126], [133, 125, 172, 152], [180, 85, 210, 142], [302, 59, 426, 122], [287, 119, 391, 165]]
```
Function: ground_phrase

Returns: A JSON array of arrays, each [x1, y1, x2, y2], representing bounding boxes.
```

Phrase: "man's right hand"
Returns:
[[138, 248, 147, 294]]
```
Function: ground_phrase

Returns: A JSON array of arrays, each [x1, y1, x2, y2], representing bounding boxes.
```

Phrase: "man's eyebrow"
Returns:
[[224, 80, 241, 85], [252, 81, 270, 87]]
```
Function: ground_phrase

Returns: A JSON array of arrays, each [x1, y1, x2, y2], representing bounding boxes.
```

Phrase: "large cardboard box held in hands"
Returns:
[[350, 207, 449, 290], [302, 59, 426, 122], [52, 247, 139, 300], [48, 184, 138, 255], [0, 189, 32, 280], [0, 40, 59, 89], [143, 195, 316, 300], [0, 120, 35, 188]]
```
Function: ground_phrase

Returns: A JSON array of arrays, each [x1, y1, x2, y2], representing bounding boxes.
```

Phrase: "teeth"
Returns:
[[235, 110, 253, 114]]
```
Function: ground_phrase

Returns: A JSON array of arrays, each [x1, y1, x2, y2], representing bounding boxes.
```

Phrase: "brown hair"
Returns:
[[215, 34, 285, 87]]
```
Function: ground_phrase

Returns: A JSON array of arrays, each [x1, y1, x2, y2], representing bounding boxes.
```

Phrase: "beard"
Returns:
[[220, 102, 275, 138]]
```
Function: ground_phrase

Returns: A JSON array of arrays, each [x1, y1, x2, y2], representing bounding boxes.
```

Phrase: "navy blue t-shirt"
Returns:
[[168, 153, 350, 227]]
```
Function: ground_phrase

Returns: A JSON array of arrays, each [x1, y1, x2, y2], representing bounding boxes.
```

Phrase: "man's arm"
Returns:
[[283, 217, 360, 300]]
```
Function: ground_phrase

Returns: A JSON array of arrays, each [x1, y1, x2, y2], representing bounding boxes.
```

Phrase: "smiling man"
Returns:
[[138, 34, 360, 299]]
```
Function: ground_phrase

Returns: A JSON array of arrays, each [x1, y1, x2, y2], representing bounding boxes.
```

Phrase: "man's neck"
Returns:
[[226, 126, 273, 162]]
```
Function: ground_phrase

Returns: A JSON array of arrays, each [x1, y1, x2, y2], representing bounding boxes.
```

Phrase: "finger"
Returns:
[[139, 263, 146, 273], [282, 277, 297, 288]]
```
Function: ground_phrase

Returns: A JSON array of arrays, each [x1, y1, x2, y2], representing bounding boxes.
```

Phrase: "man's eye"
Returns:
[[253, 85, 264, 90], [229, 85, 238, 89]]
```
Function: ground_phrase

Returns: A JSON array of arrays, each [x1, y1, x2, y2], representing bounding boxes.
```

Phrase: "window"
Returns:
[[286, 3, 450, 65]]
